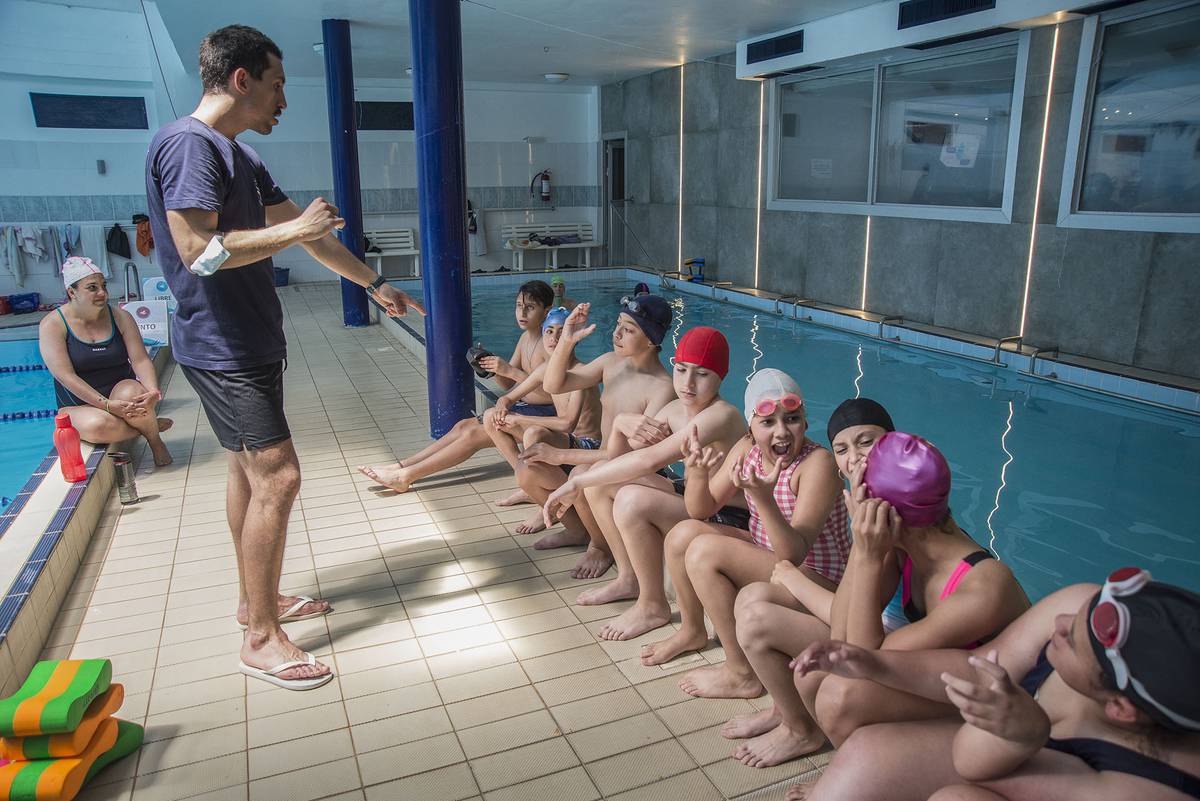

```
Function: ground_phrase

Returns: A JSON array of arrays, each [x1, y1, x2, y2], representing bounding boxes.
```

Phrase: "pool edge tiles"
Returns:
[[0, 444, 111, 697]]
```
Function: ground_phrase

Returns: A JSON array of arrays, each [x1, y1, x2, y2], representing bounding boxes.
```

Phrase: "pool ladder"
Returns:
[[993, 335, 1023, 364], [123, 261, 141, 303], [774, 295, 809, 320], [878, 315, 903, 340]]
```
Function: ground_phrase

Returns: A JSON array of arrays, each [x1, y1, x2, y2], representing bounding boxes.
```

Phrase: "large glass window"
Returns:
[[874, 46, 1018, 207], [1077, 5, 1200, 214], [777, 71, 874, 202]]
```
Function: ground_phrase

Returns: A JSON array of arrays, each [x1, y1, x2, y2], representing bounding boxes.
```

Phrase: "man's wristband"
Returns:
[[366, 275, 387, 295]]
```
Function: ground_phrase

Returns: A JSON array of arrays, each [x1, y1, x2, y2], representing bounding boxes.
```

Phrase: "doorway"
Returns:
[[604, 137, 627, 266]]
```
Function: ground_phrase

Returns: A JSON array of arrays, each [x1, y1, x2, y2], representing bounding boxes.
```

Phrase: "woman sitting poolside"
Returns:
[[38, 257, 172, 466], [728, 426, 1030, 771]]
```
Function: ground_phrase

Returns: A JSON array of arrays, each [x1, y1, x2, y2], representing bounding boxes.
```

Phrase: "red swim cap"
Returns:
[[675, 326, 729, 378]]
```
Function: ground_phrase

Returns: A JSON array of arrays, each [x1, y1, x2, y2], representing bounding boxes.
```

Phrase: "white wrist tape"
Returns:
[[189, 234, 229, 276]]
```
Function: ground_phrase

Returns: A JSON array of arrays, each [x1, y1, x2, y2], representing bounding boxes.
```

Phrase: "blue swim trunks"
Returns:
[[568, 434, 601, 450], [511, 402, 557, 417]]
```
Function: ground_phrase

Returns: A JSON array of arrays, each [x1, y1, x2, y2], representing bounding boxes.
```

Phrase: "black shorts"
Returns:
[[181, 360, 290, 451], [668, 475, 752, 531]]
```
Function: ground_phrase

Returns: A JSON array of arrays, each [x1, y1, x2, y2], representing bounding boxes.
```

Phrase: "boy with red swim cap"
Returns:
[[543, 325, 748, 641]]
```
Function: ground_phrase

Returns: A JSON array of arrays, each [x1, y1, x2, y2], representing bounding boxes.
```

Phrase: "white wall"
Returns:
[[1, 0, 602, 294]]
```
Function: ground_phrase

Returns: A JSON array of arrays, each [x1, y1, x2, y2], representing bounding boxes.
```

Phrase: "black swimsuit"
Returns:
[[1020, 644, 1200, 798], [53, 305, 136, 408]]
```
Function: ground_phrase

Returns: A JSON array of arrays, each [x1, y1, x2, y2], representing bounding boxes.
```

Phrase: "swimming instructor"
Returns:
[[145, 25, 423, 690]]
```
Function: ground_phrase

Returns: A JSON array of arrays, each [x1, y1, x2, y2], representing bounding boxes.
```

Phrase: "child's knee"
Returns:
[[682, 532, 720, 574], [665, 518, 706, 559], [734, 582, 773, 620], [814, 675, 862, 743], [734, 599, 774, 649], [612, 485, 653, 523]]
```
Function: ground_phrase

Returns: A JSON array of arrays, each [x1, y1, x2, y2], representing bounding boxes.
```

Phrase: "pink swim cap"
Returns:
[[863, 432, 951, 527]]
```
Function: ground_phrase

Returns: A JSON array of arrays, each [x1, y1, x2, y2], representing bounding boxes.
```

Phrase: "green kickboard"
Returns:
[[0, 661, 112, 737]]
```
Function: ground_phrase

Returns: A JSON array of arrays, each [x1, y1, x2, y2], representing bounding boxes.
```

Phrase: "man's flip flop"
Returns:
[[236, 596, 331, 630], [238, 652, 334, 691]]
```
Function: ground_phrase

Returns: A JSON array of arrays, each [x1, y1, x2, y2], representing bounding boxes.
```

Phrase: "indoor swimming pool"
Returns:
[[0, 338, 56, 511], [395, 274, 1200, 602]]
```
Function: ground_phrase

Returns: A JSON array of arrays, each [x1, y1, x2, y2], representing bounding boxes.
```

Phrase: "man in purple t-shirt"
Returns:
[[145, 25, 423, 691]]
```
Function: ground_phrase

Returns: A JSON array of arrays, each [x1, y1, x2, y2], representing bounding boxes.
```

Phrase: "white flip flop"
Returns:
[[238, 652, 334, 691], [236, 596, 331, 630]]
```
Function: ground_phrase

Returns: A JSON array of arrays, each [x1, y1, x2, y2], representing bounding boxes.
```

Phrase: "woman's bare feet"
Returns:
[[680, 664, 765, 699], [357, 463, 413, 493], [641, 627, 709, 666], [516, 510, 547, 535], [496, 489, 533, 507], [570, 546, 614, 579], [721, 705, 781, 739], [576, 574, 637, 604], [596, 601, 671, 641], [733, 723, 826, 768], [150, 442, 173, 466]]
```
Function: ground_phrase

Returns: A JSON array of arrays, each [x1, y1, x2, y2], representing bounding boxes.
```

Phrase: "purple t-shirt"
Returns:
[[145, 116, 289, 371]]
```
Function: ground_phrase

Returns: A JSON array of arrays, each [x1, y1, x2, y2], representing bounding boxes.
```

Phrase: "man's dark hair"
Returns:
[[199, 25, 283, 93], [517, 280, 553, 309]]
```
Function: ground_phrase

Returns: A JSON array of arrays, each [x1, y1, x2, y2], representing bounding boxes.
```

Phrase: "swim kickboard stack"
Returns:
[[0, 660, 143, 801]]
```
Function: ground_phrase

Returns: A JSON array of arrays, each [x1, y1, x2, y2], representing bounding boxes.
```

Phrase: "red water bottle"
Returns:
[[53, 413, 87, 482]]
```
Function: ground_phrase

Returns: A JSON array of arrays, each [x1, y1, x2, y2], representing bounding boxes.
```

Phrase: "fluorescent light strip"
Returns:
[[861, 216, 872, 310], [677, 64, 685, 273], [1019, 25, 1060, 339], [753, 82, 765, 289]]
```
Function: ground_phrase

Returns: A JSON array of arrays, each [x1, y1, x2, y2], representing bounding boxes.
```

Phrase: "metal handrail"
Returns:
[[609, 202, 662, 276], [1027, 345, 1059, 376], [878, 315, 903, 339], [123, 261, 141, 303], [775, 295, 799, 314], [993, 335, 1023, 364]]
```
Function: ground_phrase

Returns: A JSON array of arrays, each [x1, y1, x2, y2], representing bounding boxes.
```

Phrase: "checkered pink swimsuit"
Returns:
[[744, 440, 851, 583]]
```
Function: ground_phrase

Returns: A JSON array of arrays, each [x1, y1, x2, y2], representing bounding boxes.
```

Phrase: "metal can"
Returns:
[[108, 451, 139, 505]]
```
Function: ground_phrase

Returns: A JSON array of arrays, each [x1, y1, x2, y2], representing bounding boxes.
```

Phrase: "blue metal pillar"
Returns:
[[321, 18, 370, 327], [409, 0, 475, 437]]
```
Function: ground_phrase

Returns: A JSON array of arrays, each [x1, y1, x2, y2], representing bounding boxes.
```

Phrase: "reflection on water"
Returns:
[[400, 276, 1200, 600]]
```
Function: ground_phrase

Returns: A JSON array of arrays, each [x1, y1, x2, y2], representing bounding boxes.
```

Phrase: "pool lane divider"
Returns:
[[1, 412, 57, 422], [0, 366, 46, 373]]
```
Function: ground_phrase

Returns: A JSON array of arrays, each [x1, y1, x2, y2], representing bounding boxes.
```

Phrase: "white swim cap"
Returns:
[[62, 257, 103, 289], [744, 368, 804, 423]]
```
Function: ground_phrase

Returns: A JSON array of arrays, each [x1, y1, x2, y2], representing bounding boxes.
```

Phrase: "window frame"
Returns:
[[766, 30, 1030, 224], [1057, 0, 1200, 233]]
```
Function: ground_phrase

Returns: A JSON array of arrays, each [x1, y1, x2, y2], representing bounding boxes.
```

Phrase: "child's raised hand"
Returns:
[[682, 426, 725, 473], [731, 453, 785, 499], [562, 303, 595, 343], [941, 650, 1050, 746]]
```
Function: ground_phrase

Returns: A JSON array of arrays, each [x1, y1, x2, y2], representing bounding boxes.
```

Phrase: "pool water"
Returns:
[[0, 339, 56, 510], [397, 275, 1200, 602]]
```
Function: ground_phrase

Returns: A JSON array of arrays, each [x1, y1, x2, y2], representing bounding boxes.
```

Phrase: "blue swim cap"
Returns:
[[542, 306, 570, 332]]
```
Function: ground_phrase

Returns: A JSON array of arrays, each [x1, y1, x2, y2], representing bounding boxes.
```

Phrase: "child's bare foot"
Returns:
[[357, 463, 413, 493], [516, 510, 546, 535], [733, 723, 826, 767], [157, 417, 174, 432], [786, 777, 822, 800], [721, 705, 781, 739], [569, 546, 614, 580], [496, 489, 532, 507], [641, 627, 709, 666], [596, 601, 671, 641], [533, 528, 589, 550], [679, 664, 764, 699], [575, 574, 637, 604]]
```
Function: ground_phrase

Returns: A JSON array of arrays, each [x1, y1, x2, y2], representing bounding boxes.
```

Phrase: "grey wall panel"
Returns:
[[868, 216, 942, 324], [933, 220, 1026, 336], [1134, 234, 1200, 378]]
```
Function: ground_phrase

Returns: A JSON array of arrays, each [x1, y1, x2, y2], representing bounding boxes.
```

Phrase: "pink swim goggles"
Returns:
[[754, 393, 803, 418]]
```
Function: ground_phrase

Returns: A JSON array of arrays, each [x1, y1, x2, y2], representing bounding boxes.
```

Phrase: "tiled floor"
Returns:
[[45, 284, 828, 801]]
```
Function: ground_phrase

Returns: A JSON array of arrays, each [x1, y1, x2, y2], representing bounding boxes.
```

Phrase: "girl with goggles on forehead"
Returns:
[[788, 568, 1200, 801]]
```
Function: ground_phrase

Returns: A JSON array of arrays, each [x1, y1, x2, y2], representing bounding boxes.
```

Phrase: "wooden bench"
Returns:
[[364, 229, 420, 278], [501, 222, 599, 271]]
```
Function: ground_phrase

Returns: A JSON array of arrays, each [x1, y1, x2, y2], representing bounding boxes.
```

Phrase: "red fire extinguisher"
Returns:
[[530, 169, 552, 202]]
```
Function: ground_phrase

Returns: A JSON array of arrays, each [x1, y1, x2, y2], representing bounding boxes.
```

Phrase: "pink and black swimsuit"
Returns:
[[899, 549, 993, 647]]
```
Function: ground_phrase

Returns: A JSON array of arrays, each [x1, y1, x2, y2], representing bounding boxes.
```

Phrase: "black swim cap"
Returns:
[[826, 398, 896, 445], [1087, 578, 1200, 732]]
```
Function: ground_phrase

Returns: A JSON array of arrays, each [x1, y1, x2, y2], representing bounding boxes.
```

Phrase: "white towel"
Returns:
[[18, 226, 46, 261], [2, 226, 25, 287], [79, 224, 113, 278]]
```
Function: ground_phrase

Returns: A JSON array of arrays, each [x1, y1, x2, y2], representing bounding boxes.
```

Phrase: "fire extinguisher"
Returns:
[[530, 169, 552, 202]]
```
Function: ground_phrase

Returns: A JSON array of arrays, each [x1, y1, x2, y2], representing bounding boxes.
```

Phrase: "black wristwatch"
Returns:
[[366, 275, 387, 295]]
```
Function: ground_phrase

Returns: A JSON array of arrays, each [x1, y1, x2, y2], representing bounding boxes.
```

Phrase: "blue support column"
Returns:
[[321, 18, 370, 327], [409, 0, 475, 437]]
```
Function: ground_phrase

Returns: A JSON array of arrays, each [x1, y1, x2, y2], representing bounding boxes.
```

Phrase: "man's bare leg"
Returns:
[[358, 417, 492, 493], [235, 439, 330, 682], [594, 483, 686, 640], [229, 450, 328, 626]]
